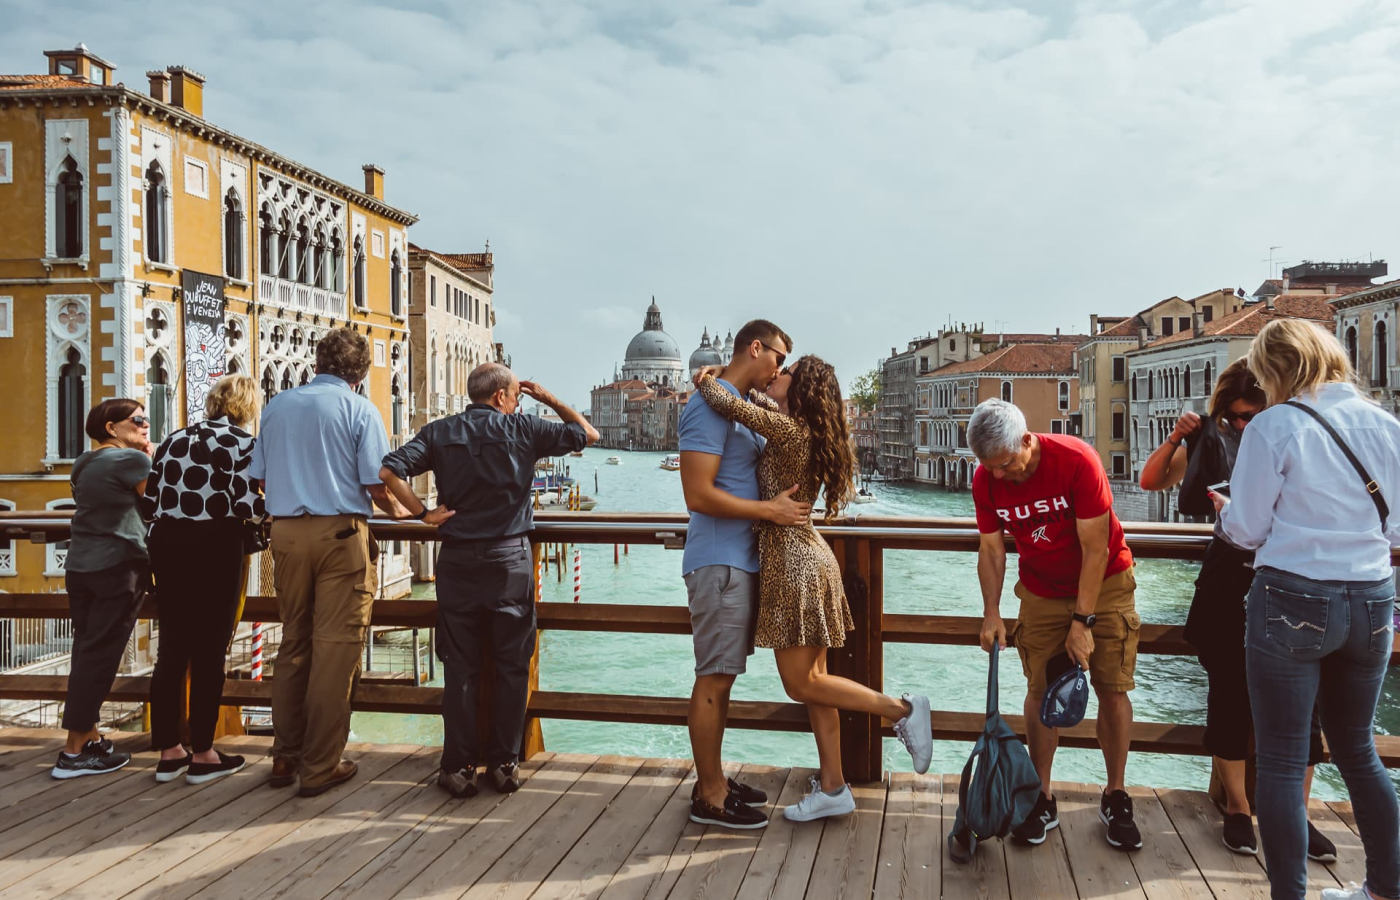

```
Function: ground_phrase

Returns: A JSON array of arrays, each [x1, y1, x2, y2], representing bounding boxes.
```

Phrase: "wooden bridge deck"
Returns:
[[0, 729, 1369, 900]]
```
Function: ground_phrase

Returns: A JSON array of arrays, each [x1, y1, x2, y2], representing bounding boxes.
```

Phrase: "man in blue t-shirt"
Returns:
[[678, 318, 809, 830]]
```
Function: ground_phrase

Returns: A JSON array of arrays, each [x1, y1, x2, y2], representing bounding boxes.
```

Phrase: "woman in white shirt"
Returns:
[[1216, 319, 1400, 900]]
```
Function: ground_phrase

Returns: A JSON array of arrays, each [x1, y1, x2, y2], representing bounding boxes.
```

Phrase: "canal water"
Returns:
[[351, 447, 1400, 800]]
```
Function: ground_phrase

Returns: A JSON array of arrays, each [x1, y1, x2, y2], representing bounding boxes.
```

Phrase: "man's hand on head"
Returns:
[[519, 381, 556, 407]]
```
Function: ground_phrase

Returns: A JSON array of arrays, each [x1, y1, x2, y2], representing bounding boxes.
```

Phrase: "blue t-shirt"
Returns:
[[678, 378, 765, 575]]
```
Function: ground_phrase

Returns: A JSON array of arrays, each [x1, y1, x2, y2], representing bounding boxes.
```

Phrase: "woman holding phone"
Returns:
[[1139, 359, 1332, 861]]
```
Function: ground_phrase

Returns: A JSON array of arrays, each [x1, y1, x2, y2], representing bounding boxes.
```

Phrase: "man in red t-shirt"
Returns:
[[969, 399, 1142, 853]]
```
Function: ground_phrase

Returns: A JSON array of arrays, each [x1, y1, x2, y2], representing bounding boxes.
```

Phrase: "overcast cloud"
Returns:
[[5, 0, 1400, 406]]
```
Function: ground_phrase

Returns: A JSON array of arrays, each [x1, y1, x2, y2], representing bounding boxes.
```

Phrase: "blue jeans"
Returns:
[[1246, 566, 1398, 900]]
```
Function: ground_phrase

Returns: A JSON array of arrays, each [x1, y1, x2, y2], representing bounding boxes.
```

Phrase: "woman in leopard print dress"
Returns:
[[696, 359, 931, 822]]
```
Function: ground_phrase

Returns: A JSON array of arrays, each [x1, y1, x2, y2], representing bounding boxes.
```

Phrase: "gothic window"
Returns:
[[296, 219, 311, 284], [224, 189, 244, 280], [313, 227, 328, 289], [277, 212, 292, 279], [58, 347, 86, 458], [430, 339, 438, 393], [1204, 361, 1214, 392], [1183, 364, 1192, 398], [391, 375, 404, 436], [55, 156, 83, 258], [1000, 381, 1012, 403], [261, 365, 277, 405], [331, 231, 345, 294], [280, 367, 294, 393], [147, 352, 172, 442], [1377, 320, 1390, 387], [298, 366, 311, 387], [353, 237, 366, 309], [390, 250, 402, 317], [145, 160, 169, 264], [1058, 380, 1069, 411], [1132, 373, 1138, 400], [1346, 326, 1358, 369], [226, 356, 241, 375], [259, 206, 275, 275]]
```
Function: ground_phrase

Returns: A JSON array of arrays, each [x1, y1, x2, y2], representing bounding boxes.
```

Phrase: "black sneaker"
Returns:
[[1012, 792, 1059, 845], [689, 790, 769, 830], [1222, 813, 1258, 855], [486, 762, 521, 794], [1100, 790, 1143, 850], [1307, 821, 1338, 863], [51, 741, 131, 779], [155, 753, 193, 783], [437, 767, 478, 798], [729, 777, 768, 807], [186, 751, 246, 785]]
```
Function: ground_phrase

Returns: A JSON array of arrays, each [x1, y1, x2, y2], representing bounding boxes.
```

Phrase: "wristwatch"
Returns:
[[412, 507, 429, 520], [1071, 612, 1097, 628]]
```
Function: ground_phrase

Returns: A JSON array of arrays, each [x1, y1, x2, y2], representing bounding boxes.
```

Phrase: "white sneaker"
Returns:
[[783, 776, 856, 822], [1322, 885, 1375, 900], [893, 693, 932, 774]]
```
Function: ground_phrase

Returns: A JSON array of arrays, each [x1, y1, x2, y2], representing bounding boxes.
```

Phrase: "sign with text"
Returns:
[[181, 269, 226, 426]]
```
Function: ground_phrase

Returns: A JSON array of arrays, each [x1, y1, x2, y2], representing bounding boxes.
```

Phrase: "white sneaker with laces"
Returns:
[[893, 693, 933, 774], [783, 776, 856, 822], [1322, 884, 1375, 900]]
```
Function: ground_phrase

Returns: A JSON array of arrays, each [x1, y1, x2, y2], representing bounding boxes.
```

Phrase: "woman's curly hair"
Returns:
[[787, 356, 856, 519]]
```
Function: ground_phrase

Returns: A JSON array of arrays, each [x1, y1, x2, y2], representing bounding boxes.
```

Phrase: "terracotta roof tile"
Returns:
[[0, 74, 89, 91], [1128, 295, 1336, 350], [926, 342, 1076, 377]]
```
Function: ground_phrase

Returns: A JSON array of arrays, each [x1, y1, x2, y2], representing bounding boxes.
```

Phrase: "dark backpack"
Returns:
[[947, 646, 1043, 862], [1177, 421, 1230, 517]]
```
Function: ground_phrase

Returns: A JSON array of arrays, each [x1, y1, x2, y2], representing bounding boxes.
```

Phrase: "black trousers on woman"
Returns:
[[148, 517, 245, 753], [62, 560, 147, 732]]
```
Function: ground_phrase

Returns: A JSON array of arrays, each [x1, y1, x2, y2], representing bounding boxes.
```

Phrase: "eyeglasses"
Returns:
[[127, 415, 150, 427], [758, 341, 787, 367], [1225, 410, 1256, 425]]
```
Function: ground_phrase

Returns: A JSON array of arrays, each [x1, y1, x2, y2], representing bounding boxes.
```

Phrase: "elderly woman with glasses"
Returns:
[[1138, 358, 1333, 863], [52, 399, 155, 779]]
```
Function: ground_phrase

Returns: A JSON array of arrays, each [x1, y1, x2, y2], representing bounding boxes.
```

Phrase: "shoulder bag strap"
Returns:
[[1283, 401, 1388, 529]]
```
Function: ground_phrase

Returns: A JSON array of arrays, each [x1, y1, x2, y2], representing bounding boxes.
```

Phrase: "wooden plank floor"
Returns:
[[0, 729, 1363, 900]]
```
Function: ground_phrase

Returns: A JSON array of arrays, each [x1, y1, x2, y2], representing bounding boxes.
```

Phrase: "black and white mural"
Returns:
[[181, 269, 226, 425]]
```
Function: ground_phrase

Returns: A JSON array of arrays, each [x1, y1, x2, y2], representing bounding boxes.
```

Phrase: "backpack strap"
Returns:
[[1283, 401, 1389, 529]]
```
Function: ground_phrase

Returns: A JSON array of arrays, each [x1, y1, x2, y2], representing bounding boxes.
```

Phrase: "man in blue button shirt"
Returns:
[[679, 319, 810, 830], [249, 328, 410, 797]]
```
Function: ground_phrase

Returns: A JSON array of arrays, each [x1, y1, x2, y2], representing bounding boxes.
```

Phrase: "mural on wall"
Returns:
[[181, 269, 226, 425]]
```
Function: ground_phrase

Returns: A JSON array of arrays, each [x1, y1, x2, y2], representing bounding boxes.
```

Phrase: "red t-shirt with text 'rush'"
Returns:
[[972, 433, 1133, 599]]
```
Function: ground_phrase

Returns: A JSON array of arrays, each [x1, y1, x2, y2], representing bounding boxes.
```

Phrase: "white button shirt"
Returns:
[[1219, 382, 1400, 582]]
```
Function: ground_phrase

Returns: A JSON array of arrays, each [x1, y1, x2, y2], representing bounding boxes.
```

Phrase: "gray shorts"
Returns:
[[684, 565, 758, 677]]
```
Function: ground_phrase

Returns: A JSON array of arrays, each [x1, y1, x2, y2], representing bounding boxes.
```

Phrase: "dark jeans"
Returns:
[[63, 560, 146, 732], [149, 518, 246, 753], [435, 537, 536, 773], [1246, 566, 1398, 900]]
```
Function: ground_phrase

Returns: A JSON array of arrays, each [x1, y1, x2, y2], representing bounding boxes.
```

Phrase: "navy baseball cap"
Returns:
[[1039, 652, 1089, 728]]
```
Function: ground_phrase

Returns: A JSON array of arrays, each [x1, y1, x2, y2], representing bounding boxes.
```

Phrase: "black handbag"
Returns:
[[1178, 421, 1230, 517], [241, 518, 271, 555]]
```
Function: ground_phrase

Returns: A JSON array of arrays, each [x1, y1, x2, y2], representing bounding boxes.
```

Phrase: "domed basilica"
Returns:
[[613, 299, 732, 390]]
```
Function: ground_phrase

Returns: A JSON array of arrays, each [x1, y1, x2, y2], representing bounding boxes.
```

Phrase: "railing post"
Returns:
[[831, 535, 884, 784], [520, 541, 546, 760]]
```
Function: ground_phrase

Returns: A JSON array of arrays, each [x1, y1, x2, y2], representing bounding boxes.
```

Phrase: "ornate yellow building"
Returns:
[[0, 44, 418, 594]]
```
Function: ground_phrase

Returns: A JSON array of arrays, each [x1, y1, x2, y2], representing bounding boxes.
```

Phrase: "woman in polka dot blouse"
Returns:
[[140, 374, 265, 785]]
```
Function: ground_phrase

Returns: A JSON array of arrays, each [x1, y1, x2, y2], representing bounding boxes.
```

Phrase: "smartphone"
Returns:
[[1207, 481, 1230, 498]]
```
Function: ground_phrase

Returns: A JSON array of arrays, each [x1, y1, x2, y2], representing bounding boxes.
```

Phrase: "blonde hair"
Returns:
[[1246, 318, 1355, 405], [205, 374, 260, 427]]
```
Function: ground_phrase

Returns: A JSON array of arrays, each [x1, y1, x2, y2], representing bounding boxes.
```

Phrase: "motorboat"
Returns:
[[852, 487, 877, 504], [569, 450, 585, 458], [660, 454, 681, 471], [606, 456, 622, 465]]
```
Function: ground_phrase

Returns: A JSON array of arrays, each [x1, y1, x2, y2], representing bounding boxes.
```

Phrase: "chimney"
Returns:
[[1266, 293, 1275, 310], [146, 70, 170, 103], [1090, 314, 1099, 334], [1282, 273, 1291, 292], [168, 66, 205, 116], [363, 164, 385, 199], [1055, 326, 1061, 340], [1138, 325, 1148, 349], [1326, 282, 1338, 294], [1192, 311, 1204, 337]]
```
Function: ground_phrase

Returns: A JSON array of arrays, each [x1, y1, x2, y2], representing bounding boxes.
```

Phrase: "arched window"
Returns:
[[331, 231, 345, 294], [224, 189, 244, 280], [1204, 361, 1214, 392], [1346, 326, 1358, 369], [259, 206, 275, 275], [261, 364, 277, 406], [314, 227, 328, 289], [353, 237, 366, 309], [390, 250, 403, 317], [145, 160, 169, 264], [1377, 321, 1390, 387], [1000, 381, 1012, 403], [1182, 364, 1192, 398], [298, 366, 311, 387], [279, 367, 294, 394], [58, 347, 86, 458], [391, 375, 404, 436], [430, 339, 438, 393], [296, 219, 311, 284], [1058, 380, 1069, 411], [226, 356, 241, 376], [1131, 373, 1138, 401], [1148, 371, 1155, 400], [147, 352, 172, 442], [277, 212, 292, 279], [56, 156, 84, 258]]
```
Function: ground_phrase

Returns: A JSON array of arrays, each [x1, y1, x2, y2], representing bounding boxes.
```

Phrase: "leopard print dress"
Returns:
[[696, 376, 854, 649]]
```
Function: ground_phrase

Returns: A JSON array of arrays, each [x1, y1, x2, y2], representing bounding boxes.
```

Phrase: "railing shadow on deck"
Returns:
[[1, 511, 1397, 783]]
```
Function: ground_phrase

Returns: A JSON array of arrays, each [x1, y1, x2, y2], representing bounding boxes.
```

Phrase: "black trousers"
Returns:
[[148, 518, 246, 753], [435, 537, 536, 772], [63, 560, 146, 732]]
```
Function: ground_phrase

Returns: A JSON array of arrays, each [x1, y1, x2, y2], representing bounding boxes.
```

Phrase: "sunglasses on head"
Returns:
[[1225, 410, 1256, 425], [758, 341, 787, 368]]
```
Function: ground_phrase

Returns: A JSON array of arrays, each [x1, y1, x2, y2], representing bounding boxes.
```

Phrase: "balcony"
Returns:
[[257, 274, 346, 319]]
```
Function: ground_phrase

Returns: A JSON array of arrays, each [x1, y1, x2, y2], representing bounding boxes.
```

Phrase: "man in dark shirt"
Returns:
[[380, 363, 597, 798]]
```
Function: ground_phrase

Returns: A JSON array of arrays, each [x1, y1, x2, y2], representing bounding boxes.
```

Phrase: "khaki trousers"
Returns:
[[269, 515, 377, 788]]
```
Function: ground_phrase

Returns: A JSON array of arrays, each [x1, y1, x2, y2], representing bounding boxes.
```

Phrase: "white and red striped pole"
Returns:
[[536, 556, 544, 601], [572, 548, 582, 603], [250, 622, 264, 680]]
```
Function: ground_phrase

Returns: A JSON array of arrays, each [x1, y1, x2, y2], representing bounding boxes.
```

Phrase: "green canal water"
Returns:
[[351, 447, 1400, 800]]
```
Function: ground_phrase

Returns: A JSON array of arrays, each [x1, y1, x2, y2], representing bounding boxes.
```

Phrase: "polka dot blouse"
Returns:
[[140, 418, 266, 522]]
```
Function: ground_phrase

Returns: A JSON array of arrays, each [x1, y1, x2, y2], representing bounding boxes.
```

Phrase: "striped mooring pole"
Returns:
[[572, 548, 582, 603], [250, 622, 264, 680]]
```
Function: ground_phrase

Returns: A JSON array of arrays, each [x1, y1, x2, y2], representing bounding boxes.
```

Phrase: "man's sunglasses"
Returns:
[[127, 415, 150, 427], [758, 341, 787, 367], [1225, 410, 1256, 425]]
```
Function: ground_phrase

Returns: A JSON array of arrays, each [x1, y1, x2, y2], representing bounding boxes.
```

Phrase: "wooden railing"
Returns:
[[2, 511, 1397, 782]]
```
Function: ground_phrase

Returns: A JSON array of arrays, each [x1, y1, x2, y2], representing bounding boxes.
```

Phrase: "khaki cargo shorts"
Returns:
[[1011, 566, 1140, 697]]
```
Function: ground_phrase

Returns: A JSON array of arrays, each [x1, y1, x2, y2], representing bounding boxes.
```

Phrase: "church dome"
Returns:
[[625, 300, 681, 362], [689, 328, 723, 371]]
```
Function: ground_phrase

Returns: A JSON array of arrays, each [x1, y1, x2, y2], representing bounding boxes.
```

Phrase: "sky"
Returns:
[[5, 0, 1400, 408]]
